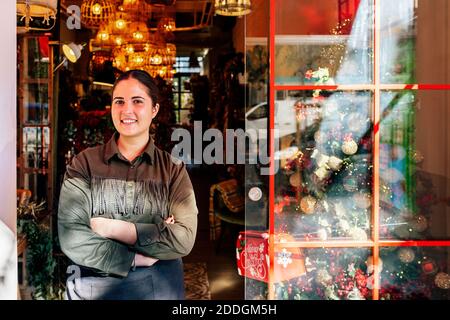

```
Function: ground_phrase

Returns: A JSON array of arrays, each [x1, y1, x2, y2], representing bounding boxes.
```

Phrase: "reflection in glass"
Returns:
[[274, 248, 372, 300], [23, 84, 49, 124], [380, 91, 450, 240], [380, 0, 416, 83], [275, 0, 373, 85], [380, 246, 450, 299], [26, 37, 49, 79], [274, 91, 373, 241]]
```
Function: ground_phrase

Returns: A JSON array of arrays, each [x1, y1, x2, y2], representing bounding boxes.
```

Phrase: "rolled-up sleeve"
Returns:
[[132, 161, 198, 260], [58, 155, 135, 277]]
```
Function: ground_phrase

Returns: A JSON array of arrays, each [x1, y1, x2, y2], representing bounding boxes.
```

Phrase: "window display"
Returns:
[[243, 0, 450, 300]]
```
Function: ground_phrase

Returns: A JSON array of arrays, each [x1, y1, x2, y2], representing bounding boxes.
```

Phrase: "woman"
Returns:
[[58, 70, 198, 300]]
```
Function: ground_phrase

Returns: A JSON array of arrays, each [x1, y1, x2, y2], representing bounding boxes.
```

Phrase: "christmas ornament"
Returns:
[[328, 156, 343, 171], [300, 196, 317, 214], [398, 248, 415, 263], [412, 150, 424, 164], [410, 215, 428, 232], [421, 258, 438, 275], [341, 138, 358, 155], [276, 248, 293, 268], [343, 175, 358, 192], [315, 269, 332, 286], [365, 256, 383, 274], [248, 187, 262, 201], [314, 166, 332, 181], [289, 174, 301, 188], [348, 227, 368, 241], [353, 193, 371, 209], [435, 272, 450, 289]]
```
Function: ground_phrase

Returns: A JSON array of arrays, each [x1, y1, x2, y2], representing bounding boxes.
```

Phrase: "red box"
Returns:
[[236, 231, 306, 283]]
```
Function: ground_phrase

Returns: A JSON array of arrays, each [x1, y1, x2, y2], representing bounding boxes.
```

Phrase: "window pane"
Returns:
[[181, 92, 193, 109], [274, 247, 372, 300], [275, 0, 373, 85], [379, 246, 450, 299], [274, 90, 373, 241], [173, 92, 179, 109], [22, 83, 49, 124], [380, 0, 450, 84], [179, 109, 191, 125], [380, 90, 450, 240], [26, 37, 49, 79]]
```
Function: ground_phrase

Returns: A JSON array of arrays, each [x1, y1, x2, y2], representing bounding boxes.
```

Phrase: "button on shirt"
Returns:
[[57, 133, 198, 277]]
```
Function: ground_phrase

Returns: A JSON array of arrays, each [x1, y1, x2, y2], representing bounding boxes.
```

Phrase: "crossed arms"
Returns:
[[57, 155, 198, 277]]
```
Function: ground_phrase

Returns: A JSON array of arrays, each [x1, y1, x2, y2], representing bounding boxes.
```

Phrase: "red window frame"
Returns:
[[267, 0, 450, 300]]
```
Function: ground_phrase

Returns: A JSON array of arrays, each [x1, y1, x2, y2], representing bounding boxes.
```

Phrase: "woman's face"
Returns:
[[111, 78, 159, 141]]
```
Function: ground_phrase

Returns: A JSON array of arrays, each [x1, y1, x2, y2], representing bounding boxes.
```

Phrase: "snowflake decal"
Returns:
[[259, 243, 265, 253], [276, 248, 293, 268]]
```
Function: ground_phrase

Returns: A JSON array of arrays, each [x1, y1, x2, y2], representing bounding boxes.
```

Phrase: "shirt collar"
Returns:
[[103, 132, 154, 165]]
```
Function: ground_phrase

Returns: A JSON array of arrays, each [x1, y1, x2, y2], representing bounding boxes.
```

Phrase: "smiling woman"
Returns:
[[58, 70, 198, 300]]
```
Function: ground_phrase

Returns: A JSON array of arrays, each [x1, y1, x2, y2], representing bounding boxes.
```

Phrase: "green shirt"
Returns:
[[58, 133, 198, 277]]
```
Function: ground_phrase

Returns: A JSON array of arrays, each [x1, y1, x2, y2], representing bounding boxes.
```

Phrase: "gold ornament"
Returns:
[[366, 256, 383, 274], [289, 174, 301, 188], [300, 196, 317, 214], [412, 150, 424, 164], [314, 166, 331, 181], [411, 215, 428, 232], [435, 272, 450, 289], [328, 156, 343, 171], [397, 248, 415, 263], [341, 139, 358, 155]]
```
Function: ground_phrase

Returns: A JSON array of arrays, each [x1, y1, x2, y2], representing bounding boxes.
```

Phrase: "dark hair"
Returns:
[[112, 69, 159, 105]]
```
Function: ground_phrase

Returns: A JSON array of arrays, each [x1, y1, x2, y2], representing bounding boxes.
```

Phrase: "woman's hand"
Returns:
[[90, 217, 113, 238], [90, 217, 137, 245], [165, 215, 175, 224], [134, 253, 159, 267]]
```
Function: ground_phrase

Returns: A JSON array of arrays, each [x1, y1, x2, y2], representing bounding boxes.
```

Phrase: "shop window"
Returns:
[[244, 0, 450, 300], [17, 35, 53, 211], [172, 56, 204, 125]]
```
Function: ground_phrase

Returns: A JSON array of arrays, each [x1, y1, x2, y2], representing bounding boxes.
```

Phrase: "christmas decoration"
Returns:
[[397, 248, 415, 263], [341, 138, 358, 155], [366, 256, 383, 274], [300, 196, 317, 214], [421, 258, 437, 275], [434, 272, 450, 290]]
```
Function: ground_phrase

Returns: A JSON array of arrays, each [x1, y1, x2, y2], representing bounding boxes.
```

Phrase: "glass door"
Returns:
[[244, 0, 450, 300]]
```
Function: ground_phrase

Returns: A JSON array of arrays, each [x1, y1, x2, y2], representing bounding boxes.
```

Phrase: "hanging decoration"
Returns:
[[81, 0, 115, 28], [214, 0, 251, 16], [17, 0, 57, 32]]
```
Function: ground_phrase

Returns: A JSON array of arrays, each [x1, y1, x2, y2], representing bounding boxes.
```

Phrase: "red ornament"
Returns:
[[421, 259, 437, 275]]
